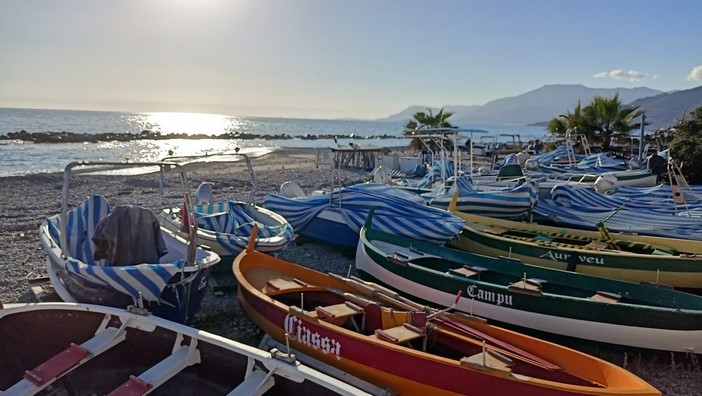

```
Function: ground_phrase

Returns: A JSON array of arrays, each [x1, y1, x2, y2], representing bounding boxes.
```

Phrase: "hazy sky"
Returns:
[[1, 0, 701, 120]]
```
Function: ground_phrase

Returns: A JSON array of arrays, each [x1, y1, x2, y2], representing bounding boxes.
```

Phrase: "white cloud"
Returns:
[[593, 71, 608, 78], [688, 65, 702, 81], [593, 69, 648, 81]]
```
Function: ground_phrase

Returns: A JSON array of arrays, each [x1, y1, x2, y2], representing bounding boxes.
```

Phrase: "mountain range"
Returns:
[[378, 84, 702, 130]]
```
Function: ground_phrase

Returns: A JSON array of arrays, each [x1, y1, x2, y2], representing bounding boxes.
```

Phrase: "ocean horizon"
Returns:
[[0, 107, 547, 176]]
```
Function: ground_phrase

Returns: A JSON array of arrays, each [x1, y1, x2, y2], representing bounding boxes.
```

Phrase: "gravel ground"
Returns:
[[0, 149, 699, 395]]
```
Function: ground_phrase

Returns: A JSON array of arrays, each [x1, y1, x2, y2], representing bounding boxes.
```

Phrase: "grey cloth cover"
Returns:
[[92, 205, 168, 266]]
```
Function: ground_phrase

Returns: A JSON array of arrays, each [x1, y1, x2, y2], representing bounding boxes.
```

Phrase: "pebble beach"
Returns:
[[0, 147, 700, 395]]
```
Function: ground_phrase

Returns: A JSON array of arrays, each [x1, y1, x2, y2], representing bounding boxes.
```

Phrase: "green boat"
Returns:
[[355, 212, 702, 353], [447, 194, 702, 289]]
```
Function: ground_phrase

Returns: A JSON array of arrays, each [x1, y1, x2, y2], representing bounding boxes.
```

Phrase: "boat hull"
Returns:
[[234, 246, 660, 395], [355, 227, 702, 353], [298, 209, 360, 248], [448, 211, 702, 288], [40, 218, 219, 324]]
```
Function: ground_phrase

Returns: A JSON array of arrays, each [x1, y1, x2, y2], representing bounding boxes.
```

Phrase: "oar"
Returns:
[[432, 315, 561, 371], [328, 273, 428, 312]]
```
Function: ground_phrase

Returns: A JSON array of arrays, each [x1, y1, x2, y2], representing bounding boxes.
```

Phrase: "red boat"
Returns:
[[233, 231, 660, 396]]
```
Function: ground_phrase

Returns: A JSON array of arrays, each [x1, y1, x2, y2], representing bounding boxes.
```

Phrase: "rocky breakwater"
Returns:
[[1, 130, 401, 143]]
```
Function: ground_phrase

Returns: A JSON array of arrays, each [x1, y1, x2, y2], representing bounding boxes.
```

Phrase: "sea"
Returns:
[[0, 107, 547, 176]]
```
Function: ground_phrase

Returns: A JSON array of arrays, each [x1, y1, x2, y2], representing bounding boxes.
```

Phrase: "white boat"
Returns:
[[0, 301, 373, 396], [158, 152, 294, 265], [39, 161, 221, 324]]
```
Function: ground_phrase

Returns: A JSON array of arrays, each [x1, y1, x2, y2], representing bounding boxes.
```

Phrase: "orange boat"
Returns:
[[233, 231, 660, 396]]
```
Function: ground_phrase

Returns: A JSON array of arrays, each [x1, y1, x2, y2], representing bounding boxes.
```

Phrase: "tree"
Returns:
[[405, 108, 455, 130], [584, 95, 644, 151], [547, 102, 587, 136], [547, 95, 644, 152], [669, 107, 702, 184], [404, 108, 456, 151]]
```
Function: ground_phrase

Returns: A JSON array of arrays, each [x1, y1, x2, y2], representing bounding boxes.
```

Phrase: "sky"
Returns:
[[1, 0, 701, 120]]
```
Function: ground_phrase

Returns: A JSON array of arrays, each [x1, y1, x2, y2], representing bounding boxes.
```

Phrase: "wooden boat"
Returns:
[[446, 194, 702, 288], [158, 152, 294, 265], [355, 213, 702, 354], [39, 161, 220, 324], [0, 301, 369, 396], [233, 231, 660, 396]]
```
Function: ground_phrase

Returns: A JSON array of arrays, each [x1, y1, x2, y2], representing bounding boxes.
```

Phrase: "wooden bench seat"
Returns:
[[508, 278, 543, 296], [449, 265, 487, 278], [461, 350, 514, 372], [373, 323, 426, 350], [264, 277, 309, 294], [483, 226, 508, 235], [314, 302, 365, 331], [589, 291, 621, 303], [584, 240, 610, 250]]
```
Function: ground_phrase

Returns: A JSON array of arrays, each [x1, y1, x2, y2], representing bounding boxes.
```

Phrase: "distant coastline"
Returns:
[[0, 130, 402, 144]]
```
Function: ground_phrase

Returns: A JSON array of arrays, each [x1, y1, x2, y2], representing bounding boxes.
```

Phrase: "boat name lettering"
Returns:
[[466, 285, 513, 306], [539, 250, 604, 265], [284, 314, 342, 360]]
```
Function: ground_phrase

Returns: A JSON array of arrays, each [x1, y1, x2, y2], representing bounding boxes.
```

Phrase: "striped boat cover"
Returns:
[[533, 199, 702, 240], [531, 145, 572, 166], [609, 184, 702, 202], [574, 153, 629, 170], [193, 201, 294, 255], [549, 185, 702, 214], [427, 175, 538, 220], [47, 195, 184, 301], [64, 258, 184, 302], [264, 182, 463, 244], [399, 160, 454, 189]]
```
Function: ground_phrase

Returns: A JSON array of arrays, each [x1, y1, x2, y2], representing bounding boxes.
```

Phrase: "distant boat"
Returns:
[[0, 302, 370, 396], [39, 161, 220, 324], [233, 231, 660, 395], [355, 213, 702, 353]]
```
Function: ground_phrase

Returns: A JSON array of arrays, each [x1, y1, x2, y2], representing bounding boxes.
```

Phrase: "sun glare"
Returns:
[[144, 112, 231, 136]]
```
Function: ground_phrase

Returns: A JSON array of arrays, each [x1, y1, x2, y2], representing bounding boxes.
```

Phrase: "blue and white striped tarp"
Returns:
[[426, 175, 538, 220], [608, 184, 702, 202], [574, 153, 629, 170], [64, 258, 184, 302], [531, 145, 573, 166], [193, 201, 294, 255], [549, 184, 702, 214], [533, 198, 702, 240], [264, 182, 463, 244], [398, 160, 454, 190], [47, 194, 185, 301]]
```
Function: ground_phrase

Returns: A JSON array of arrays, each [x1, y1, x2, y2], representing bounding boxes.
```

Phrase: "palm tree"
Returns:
[[404, 108, 456, 151], [584, 94, 644, 151], [405, 108, 455, 130], [547, 95, 644, 152]]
